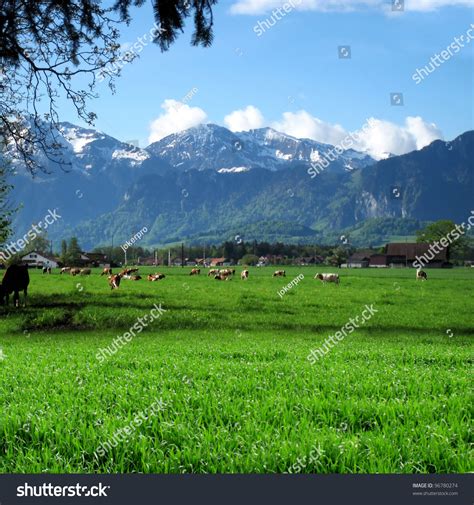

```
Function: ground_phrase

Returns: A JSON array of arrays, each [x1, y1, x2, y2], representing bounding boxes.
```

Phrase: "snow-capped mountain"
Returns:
[[53, 122, 152, 176], [146, 124, 376, 173], [5, 122, 168, 241], [8, 121, 470, 250]]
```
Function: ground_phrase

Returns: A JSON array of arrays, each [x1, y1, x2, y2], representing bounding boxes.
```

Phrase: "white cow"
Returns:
[[314, 273, 340, 285]]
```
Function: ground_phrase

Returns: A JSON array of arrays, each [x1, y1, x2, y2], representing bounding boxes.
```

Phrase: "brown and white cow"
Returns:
[[208, 269, 219, 276], [314, 273, 340, 285], [120, 267, 139, 277], [272, 270, 286, 277], [148, 273, 165, 281], [70, 268, 81, 276], [80, 268, 91, 276], [219, 268, 235, 277], [241, 270, 249, 280], [101, 268, 112, 276], [214, 273, 231, 281], [190, 268, 200, 276], [108, 274, 121, 290], [60, 267, 71, 274]]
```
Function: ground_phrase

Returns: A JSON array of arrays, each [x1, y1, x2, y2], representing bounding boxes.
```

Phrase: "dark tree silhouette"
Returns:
[[0, 163, 13, 249], [0, 0, 217, 174]]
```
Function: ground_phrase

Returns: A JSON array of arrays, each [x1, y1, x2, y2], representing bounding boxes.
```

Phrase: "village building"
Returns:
[[21, 251, 59, 268]]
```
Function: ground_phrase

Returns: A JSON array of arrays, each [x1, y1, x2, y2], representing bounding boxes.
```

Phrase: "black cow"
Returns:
[[0, 264, 30, 307]]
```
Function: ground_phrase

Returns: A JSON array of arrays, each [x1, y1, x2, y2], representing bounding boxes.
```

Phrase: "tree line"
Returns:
[[1, 218, 473, 267]]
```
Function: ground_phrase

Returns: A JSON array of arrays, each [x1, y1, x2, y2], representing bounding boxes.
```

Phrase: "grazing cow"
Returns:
[[120, 267, 139, 277], [241, 270, 249, 280], [101, 268, 112, 276], [214, 273, 231, 281], [416, 268, 428, 281], [208, 269, 219, 276], [147, 273, 165, 281], [108, 274, 121, 290], [273, 270, 286, 277], [130, 275, 142, 281], [80, 268, 91, 276], [70, 268, 81, 276], [190, 268, 200, 276], [314, 273, 340, 285], [220, 268, 235, 276], [60, 267, 71, 274], [219, 268, 235, 277], [0, 264, 30, 307], [42, 266, 51, 274]]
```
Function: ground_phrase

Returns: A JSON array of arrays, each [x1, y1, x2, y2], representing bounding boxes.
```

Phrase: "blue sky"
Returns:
[[59, 0, 473, 157]]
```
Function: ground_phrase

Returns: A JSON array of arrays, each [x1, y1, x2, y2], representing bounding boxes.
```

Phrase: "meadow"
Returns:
[[0, 266, 472, 473]]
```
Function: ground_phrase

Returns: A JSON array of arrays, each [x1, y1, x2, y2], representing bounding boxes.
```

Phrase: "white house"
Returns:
[[21, 251, 59, 268]]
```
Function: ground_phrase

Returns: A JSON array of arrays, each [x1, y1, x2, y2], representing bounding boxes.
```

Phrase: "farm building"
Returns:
[[347, 252, 371, 268], [343, 243, 449, 268], [294, 256, 325, 266], [209, 257, 228, 267], [80, 252, 108, 267], [257, 255, 285, 266], [384, 242, 448, 268], [195, 258, 210, 267], [369, 254, 388, 267], [21, 251, 59, 268], [139, 256, 160, 266]]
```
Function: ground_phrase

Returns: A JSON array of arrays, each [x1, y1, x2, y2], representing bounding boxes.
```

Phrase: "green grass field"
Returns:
[[0, 266, 472, 473]]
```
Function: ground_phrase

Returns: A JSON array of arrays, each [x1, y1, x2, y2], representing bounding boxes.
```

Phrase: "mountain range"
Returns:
[[5, 122, 474, 250]]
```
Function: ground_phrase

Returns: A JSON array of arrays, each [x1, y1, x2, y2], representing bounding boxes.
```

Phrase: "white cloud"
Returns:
[[148, 99, 207, 143], [270, 110, 443, 158], [271, 110, 347, 145], [405, 116, 443, 150], [230, 0, 474, 15], [224, 105, 265, 131], [147, 100, 443, 158], [407, 0, 474, 11], [354, 116, 443, 158]]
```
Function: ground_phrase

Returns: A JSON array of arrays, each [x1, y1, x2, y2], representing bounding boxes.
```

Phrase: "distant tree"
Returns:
[[222, 241, 236, 260], [240, 254, 259, 266], [68, 237, 82, 265], [0, 165, 13, 249], [0, 0, 218, 175], [326, 247, 347, 267], [60, 239, 68, 264], [416, 220, 469, 262], [24, 232, 51, 255]]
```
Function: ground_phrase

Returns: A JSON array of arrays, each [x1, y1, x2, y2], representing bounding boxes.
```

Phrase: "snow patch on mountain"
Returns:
[[112, 149, 149, 163], [275, 150, 292, 160], [310, 149, 322, 162], [59, 123, 103, 154], [218, 166, 250, 173]]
